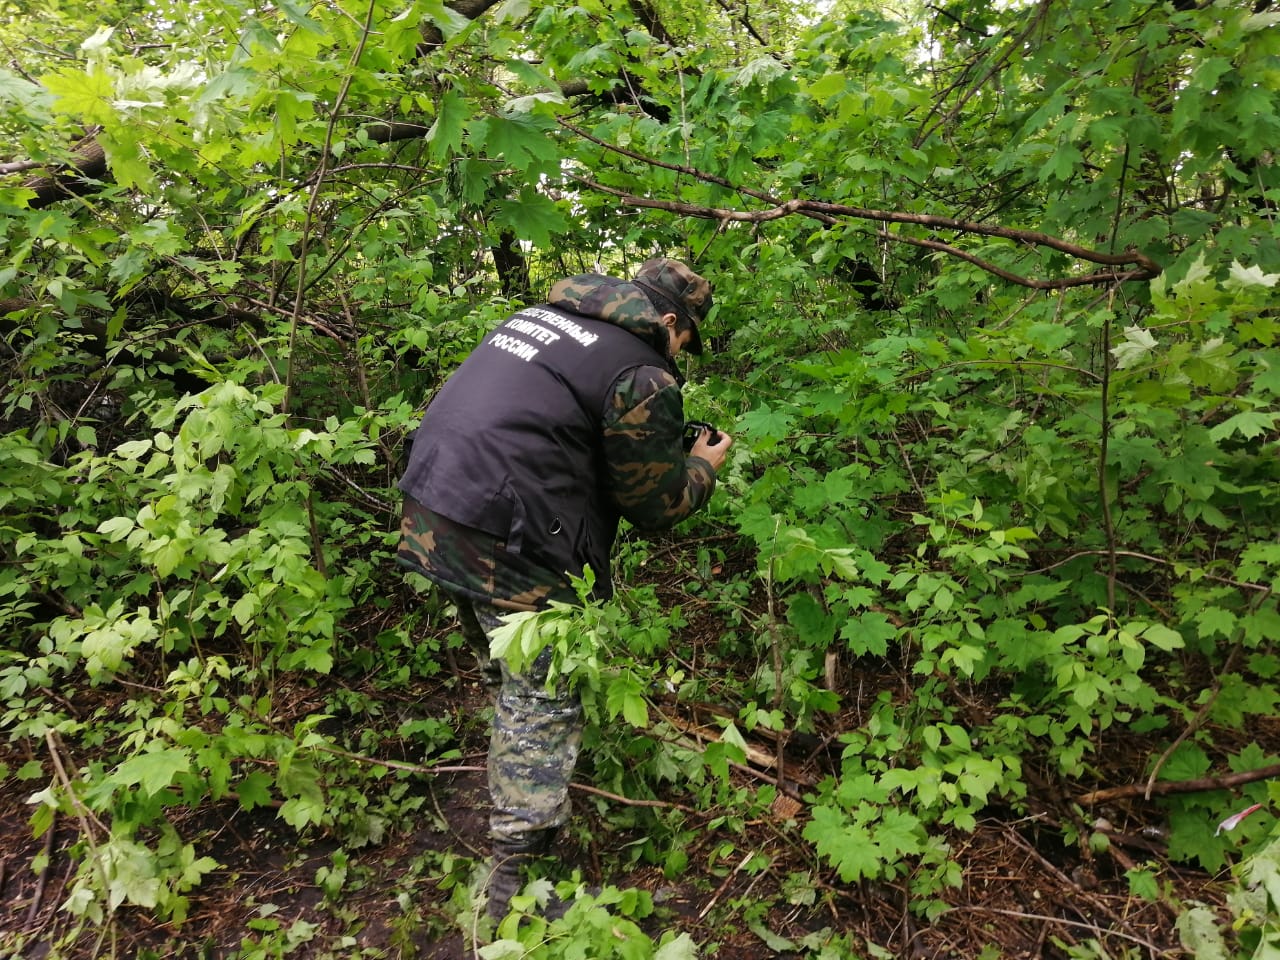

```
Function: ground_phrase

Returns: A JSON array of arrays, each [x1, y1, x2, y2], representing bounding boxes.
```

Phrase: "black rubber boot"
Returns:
[[486, 832, 553, 922]]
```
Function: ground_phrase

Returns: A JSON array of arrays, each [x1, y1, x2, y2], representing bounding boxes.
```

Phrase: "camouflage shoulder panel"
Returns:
[[548, 275, 668, 352], [607, 365, 680, 417]]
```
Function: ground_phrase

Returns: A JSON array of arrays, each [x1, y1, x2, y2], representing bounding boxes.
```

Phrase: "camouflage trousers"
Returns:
[[456, 598, 583, 845]]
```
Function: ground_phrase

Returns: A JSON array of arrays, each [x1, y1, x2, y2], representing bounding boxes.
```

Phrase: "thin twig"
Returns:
[[335, 286, 398, 472], [1099, 287, 1118, 616], [570, 782, 693, 812], [914, 8, 1048, 148], [282, 0, 378, 416], [44, 730, 112, 922], [313, 747, 693, 810], [892, 427, 926, 504], [1144, 643, 1242, 798], [697, 849, 752, 921], [324, 466, 396, 513], [24, 822, 56, 929], [1002, 826, 1124, 928], [1144, 588, 1273, 794], [945, 906, 1169, 955], [1027, 550, 1271, 593], [766, 517, 786, 796], [45, 732, 109, 835]]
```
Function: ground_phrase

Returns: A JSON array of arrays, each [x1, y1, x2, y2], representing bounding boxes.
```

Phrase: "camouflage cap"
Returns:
[[632, 258, 713, 355]]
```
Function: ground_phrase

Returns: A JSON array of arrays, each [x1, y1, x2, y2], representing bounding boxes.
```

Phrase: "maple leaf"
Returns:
[[875, 808, 925, 858], [802, 805, 884, 882], [235, 770, 274, 811], [1226, 261, 1280, 292], [109, 747, 192, 797]]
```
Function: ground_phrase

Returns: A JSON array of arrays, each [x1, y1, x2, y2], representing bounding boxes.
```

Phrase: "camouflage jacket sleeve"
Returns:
[[602, 365, 716, 531]]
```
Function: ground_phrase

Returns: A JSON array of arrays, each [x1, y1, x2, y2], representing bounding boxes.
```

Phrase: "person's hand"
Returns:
[[690, 426, 733, 472]]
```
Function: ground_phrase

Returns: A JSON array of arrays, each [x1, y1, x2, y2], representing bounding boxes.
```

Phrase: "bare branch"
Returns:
[[0, 158, 43, 175], [1078, 761, 1280, 805], [803, 199, 1161, 273], [878, 230, 1154, 290], [1028, 549, 1270, 593], [574, 176, 1162, 287], [19, 130, 108, 210], [361, 121, 433, 143]]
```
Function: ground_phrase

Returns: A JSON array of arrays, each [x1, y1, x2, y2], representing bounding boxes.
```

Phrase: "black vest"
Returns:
[[399, 305, 670, 596]]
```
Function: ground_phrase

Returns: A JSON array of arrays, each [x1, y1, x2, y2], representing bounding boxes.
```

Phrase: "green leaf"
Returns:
[[236, 771, 274, 811], [1125, 866, 1160, 901], [1192, 608, 1235, 642], [478, 941, 525, 960], [739, 403, 794, 445], [1226, 261, 1280, 291], [488, 609, 541, 669], [933, 585, 954, 613], [1175, 905, 1229, 960], [874, 808, 924, 857], [606, 673, 649, 728], [97, 516, 135, 541], [493, 189, 567, 248], [806, 72, 847, 103], [841, 611, 897, 657], [427, 90, 468, 160], [111, 748, 192, 797], [1209, 409, 1277, 442], [1254, 351, 1280, 393], [504, 91, 567, 115], [1111, 326, 1158, 369], [821, 548, 859, 580], [1160, 743, 1212, 782], [1168, 804, 1230, 871], [279, 790, 326, 829], [788, 592, 835, 645], [719, 721, 748, 759], [469, 113, 555, 175], [1142, 622, 1188, 651], [1040, 142, 1083, 183], [801, 805, 882, 882], [152, 537, 185, 577], [735, 56, 788, 89], [492, 0, 532, 24], [101, 836, 162, 909], [940, 642, 984, 677], [748, 921, 795, 952], [43, 66, 114, 124], [654, 934, 699, 960], [0, 68, 48, 106], [420, 0, 472, 38], [99, 128, 154, 192], [276, 0, 326, 33]]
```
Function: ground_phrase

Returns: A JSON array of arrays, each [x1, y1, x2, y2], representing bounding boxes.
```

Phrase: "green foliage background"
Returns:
[[1, 0, 1278, 955]]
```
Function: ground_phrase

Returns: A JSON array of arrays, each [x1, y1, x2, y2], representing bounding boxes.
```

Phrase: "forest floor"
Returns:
[[0, 675, 1220, 959], [0, 541, 1226, 959]]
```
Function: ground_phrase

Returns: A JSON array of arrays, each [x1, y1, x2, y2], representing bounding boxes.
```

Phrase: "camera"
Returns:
[[682, 420, 722, 452]]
